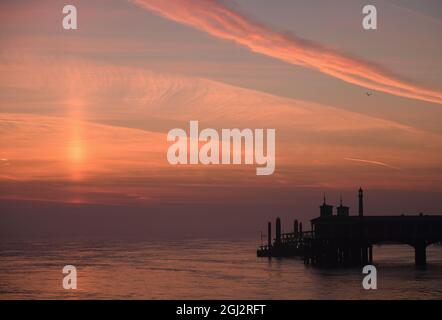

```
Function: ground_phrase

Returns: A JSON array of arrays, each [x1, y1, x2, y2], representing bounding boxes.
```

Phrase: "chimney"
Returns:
[[358, 188, 364, 217]]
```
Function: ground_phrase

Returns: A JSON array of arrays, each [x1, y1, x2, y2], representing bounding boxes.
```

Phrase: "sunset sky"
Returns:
[[1, 0, 441, 239]]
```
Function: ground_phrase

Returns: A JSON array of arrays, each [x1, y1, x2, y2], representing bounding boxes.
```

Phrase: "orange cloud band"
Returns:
[[131, 0, 442, 105]]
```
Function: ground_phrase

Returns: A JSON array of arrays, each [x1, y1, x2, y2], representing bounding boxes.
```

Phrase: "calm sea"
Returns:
[[1, 239, 441, 299]]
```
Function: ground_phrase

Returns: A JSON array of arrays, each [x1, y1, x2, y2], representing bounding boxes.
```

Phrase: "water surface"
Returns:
[[1, 239, 441, 299]]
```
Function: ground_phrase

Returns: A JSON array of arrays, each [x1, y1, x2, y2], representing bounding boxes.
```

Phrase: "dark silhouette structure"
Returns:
[[257, 188, 442, 267]]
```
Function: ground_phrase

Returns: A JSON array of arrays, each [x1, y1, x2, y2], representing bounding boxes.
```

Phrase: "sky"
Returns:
[[0, 0, 441, 239]]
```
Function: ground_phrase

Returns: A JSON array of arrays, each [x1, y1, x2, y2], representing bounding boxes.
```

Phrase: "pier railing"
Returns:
[[281, 231, 314, 240]]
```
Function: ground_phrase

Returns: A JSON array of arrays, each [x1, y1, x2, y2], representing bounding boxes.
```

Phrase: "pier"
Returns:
[[257, 188, 442, 267]]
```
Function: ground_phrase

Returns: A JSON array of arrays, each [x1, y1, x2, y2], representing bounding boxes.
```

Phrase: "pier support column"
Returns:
[[343, 248, 350, 266], [414, 242, 427, 267], [368, 245, 373, 264], [361, 246, 368, 265]]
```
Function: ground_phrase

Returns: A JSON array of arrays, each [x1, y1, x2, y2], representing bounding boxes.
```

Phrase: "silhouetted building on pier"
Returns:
[[336, 197, 349, 217], [320, 197, 333, 217], [257, 188, 442, 267]]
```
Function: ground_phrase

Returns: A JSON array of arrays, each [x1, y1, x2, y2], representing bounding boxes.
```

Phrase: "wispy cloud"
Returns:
[[2, 58, 442, 204], [131, 0, 442, 105], [344, 157, 402, 170]]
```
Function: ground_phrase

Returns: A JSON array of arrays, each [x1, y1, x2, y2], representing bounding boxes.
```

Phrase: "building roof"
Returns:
[[311, 214, 442, 224]]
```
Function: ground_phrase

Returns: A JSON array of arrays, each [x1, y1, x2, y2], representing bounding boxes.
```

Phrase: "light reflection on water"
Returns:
[[0, 240, 441, 299]]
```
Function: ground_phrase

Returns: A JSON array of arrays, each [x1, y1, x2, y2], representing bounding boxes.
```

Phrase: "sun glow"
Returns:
[[66, 97, 87, 181]]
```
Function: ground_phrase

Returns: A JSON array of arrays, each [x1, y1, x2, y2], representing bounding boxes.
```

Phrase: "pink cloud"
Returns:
[[131, 0, 442, 105]]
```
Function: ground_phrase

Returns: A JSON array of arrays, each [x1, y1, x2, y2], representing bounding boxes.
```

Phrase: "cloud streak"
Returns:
[[344, 157, 401, 170], [131, 0, 442, 105]]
